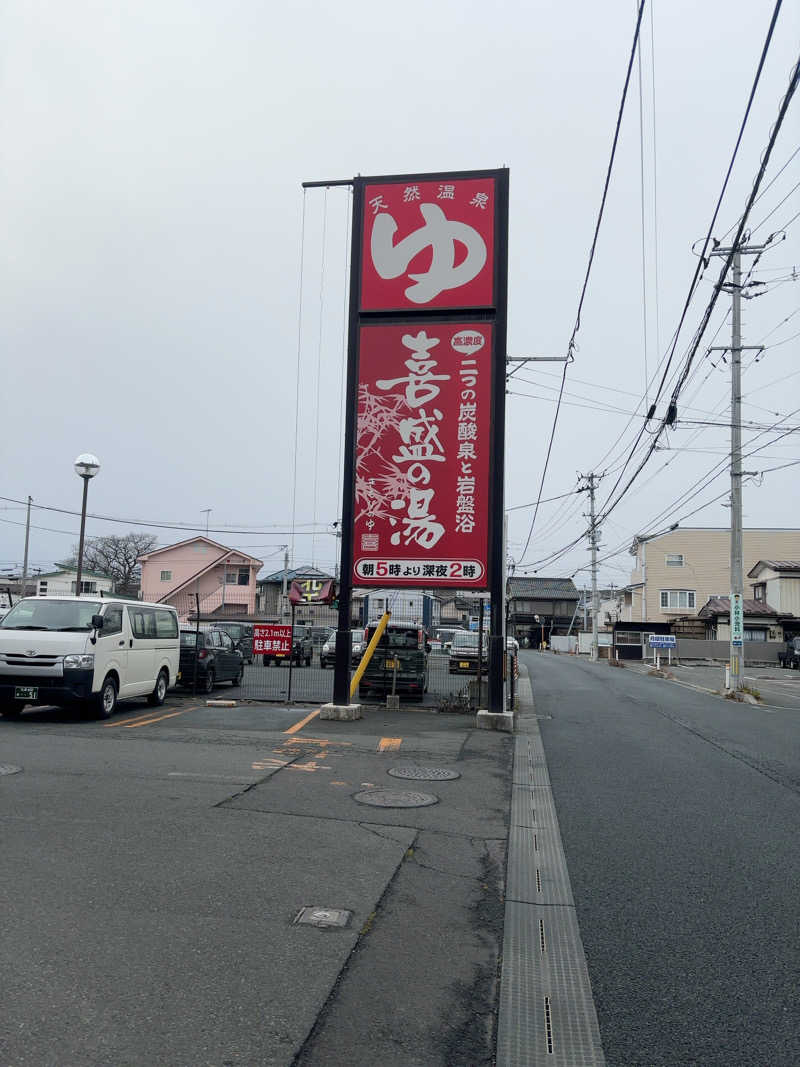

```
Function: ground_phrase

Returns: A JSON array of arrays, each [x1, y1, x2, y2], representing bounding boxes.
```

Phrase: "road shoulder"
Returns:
[[496, 663, 606, 1066]]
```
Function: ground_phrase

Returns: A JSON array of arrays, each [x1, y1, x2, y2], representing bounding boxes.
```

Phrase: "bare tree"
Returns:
[[62, 533, 157, 593]]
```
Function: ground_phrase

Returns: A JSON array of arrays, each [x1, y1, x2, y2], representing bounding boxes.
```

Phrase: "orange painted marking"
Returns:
[[105, 705, 199, 728], [121, 706, 201, 729], [286, 736, 350, 745], [284, 709, 321, 735], [378, 737, 402, 752]]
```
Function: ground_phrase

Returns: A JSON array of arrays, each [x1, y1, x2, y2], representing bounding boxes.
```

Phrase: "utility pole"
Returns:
[[20, 496, 32, 600], [281, 545, 290, 622], [579, 473, 601, 661], [709, 240, 769, 691]]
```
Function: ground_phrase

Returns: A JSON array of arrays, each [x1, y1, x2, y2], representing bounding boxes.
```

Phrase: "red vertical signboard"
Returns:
[[332, 166, 508, 707], [360, 176, 497, 312], [353, 321, 492, 589]]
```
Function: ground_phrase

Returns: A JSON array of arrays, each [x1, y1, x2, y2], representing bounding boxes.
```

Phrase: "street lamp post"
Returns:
[[74, 454, 101, 596]]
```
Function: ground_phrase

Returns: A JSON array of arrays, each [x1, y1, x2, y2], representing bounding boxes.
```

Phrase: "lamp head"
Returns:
[[74, 453, 101, 479]]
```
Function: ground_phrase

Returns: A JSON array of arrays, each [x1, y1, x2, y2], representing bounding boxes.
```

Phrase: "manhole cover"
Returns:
[[293, 907, 352, 929], [387, 766, 461, 781], [0, 764, 22, 776], [353, 788, 439, 808]]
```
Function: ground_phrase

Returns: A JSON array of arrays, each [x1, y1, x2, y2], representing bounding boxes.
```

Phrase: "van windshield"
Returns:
[[371, 627, 420, 650], [0, 599, 103, 631], [452, 633, 484, 651]]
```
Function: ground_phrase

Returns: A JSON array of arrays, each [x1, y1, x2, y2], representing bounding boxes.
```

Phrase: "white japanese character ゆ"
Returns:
[[370, 204, 487, 304]]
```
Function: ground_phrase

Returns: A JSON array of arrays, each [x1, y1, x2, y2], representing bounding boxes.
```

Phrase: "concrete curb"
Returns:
[[496, 664, 606, 1066]]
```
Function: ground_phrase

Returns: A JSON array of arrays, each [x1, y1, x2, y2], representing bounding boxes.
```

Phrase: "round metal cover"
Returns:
[[0, 764, 22, 776], [353, 788, 439, 808], [387, 766, 461, 781]]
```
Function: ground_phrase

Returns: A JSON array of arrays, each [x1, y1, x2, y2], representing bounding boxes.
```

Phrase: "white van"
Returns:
[[0, 596, 180, 719]]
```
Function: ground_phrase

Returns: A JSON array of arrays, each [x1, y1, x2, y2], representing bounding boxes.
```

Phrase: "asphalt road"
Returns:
[[0, 696, 511, 1066], [525, 649, 800, 1067], [626, 659, 800, 712]]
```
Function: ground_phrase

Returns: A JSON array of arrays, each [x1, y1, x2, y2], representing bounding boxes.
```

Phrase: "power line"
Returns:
[[0, 495, 335, 538], [719, 142, 800, 240], [518, 0, 648, 564], [595, 3, 789, 516], [597, 45, 800, 527]]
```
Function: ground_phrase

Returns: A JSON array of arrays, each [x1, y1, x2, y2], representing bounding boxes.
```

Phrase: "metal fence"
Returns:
[[169, 592, 516, 709]]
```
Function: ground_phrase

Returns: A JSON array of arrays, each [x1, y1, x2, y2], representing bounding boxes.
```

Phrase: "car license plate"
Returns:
[[385, 659, 398, 669], [459, 661, 470, 669], [15, 686, 37, 700]]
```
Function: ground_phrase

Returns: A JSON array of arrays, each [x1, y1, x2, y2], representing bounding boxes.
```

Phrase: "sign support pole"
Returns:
[[488, 169, 509, 715], [333, 179, 365, 708], [287, 602, 296, 703]]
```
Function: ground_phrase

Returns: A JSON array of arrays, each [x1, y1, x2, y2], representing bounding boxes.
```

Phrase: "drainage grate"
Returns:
[[293, 907, 352, 929], [0, 764, 22, 776], [387, 766, 461, 781], [353, 788, 439, 808]]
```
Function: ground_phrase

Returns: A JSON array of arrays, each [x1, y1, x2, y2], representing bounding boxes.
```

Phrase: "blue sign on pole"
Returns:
[[648, 634, 676, 649]]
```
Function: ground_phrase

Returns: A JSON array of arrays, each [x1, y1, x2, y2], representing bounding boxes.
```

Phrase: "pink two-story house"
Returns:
[[138, 537, 263, 620]]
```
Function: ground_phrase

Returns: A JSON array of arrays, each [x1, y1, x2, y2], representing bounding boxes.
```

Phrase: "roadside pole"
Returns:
[[709, 240, 769, 691], [20, 496, 32, 601], [193, 591, 200, 696], [287, 602, 296, 703], [476, 599, 485, 710], [579, 473, 601, 662]]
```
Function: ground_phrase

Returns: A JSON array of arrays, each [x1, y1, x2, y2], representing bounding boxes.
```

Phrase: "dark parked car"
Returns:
[[320, 629, 366, 668], [261, 626, 313, 667], [179, 629, 243, 692], [778, 636, 800, 669], [210, 622, 255, 664], [359, 622, 428, 701]]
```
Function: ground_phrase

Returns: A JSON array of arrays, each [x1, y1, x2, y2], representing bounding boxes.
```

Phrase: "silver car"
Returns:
[[320, 629, 365, 668]]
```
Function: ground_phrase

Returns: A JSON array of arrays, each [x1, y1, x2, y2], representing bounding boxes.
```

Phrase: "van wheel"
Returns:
[[148, 670, 168, 707], [204, 669, 215, 694], [95, 676, 118, 719]]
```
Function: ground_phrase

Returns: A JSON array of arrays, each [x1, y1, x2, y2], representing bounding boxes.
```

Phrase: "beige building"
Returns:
[[627, 528, 800, 624], [748, 560, 800, 617]]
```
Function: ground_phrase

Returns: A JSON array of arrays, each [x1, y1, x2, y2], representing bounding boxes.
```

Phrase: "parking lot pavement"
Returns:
[[625, 659, 800, 711], [0, 697, 511, 1066]]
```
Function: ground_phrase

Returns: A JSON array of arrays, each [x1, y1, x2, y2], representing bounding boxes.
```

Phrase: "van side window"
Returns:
[[129, 607, 157, 638], [103, 606, 123, 636], [155, 609, 178, 639]]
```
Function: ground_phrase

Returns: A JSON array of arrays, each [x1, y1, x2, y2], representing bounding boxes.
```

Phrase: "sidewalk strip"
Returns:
[[497, 669, 605, 1066], [284, 709, 321, 735]]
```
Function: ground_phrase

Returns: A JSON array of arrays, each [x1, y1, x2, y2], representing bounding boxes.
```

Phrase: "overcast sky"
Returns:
[[1, 0, 798, 591]]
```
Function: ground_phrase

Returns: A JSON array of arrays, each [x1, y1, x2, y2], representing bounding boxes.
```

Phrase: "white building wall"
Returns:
[[37, 571, 114, 597]]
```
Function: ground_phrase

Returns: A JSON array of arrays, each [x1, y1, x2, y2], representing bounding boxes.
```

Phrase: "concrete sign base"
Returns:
[[320, 703, 363, 721]]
